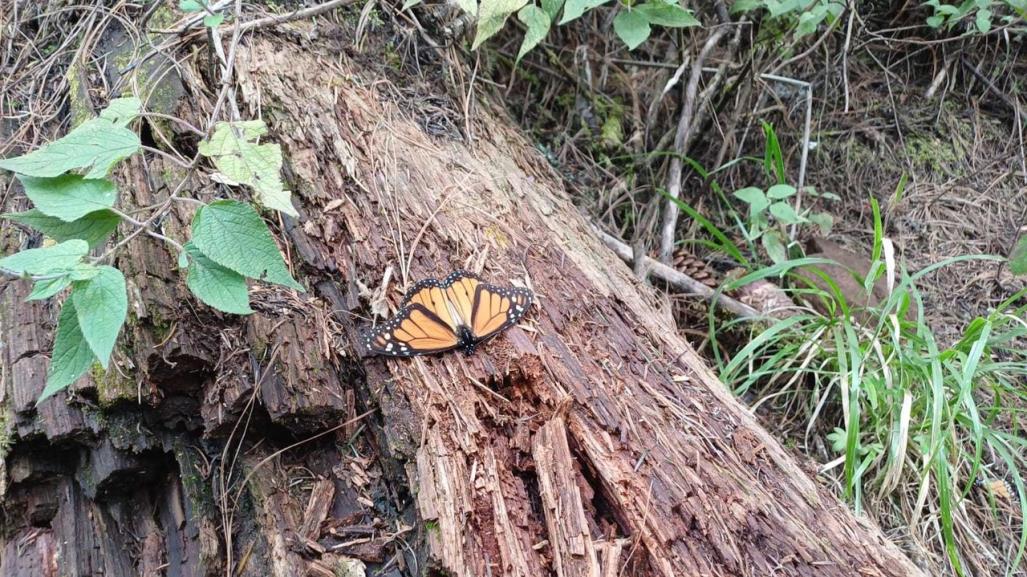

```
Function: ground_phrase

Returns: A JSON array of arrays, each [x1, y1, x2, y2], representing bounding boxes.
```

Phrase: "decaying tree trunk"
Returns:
[[0, 11, 926, 577]]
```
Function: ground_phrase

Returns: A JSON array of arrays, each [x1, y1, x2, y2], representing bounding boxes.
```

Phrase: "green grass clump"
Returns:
[[711, 204, 1027, 576]]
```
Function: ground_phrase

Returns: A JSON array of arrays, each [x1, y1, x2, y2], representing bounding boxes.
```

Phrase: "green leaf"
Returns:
[[456, 0, 478, 15], [925, 14, 945, 27], [795, 6, 824, 37], [191, 200, 303, 291], [41, 299, 96, 403], [16, 174, 117, 222], [1009, 236, 1027, 275], [71, 266, 127, 368], [761, 230, 788, 264], [769, 201, 805, 224], [204, 13, 224, 27], [0, 118, 140, 179], [179, 0, 204, 11], [98, 97, 142, 128], [634, 2, 699, 27], [731, 0, 763, 13], [559, 0, 610, 24], [28, 276, 72, 301], [766, 183, 797, 199], [472, 0, 530, 49], [517, 5, 551, 61], [185, 242, 253, 315], [975, 7, 991, 32], [198, 121, 296, 217], [808, 212, 834, 236], [733, 187, 769, 213], [68, 263, 100, 281], [614, 10, 651, 50], [0, 239, 89, 276], [3, 208, 120, 248], [178, 250, 190, 269], [402, 0, 422, 9], [542, 0, 565, 19]]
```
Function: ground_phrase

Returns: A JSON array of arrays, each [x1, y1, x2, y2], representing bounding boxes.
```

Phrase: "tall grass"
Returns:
[[710, 216, 1027, 576]]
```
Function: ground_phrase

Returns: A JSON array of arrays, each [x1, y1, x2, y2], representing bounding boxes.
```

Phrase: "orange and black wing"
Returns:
[[364, 303, 460, 357], [469, 281, 533, 341]]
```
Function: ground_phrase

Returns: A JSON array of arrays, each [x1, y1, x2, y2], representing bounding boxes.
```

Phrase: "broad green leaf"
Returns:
[[98, 97, 141, 128], [3, 208, 120, 248], [761, 230, 788, 264], [635, 2, 699, 27], [766, 183, 797, 199], [41, 299, 96, 403], [975, 7, 991, 32], [1009, 236, 1027, 275], [68, 263, 100, 281], [185, 242, 253, 314], [402, 0, 422, 10], [204, 13, 224, 27], [614, 10, 651, 50], [72, 266, 127, 368], [795, 7, 824, 37], [472, 0, 530, 49], [0, 239, 89, 276], [559, 0, 610, 24], [28, 276, 72, 301], [733, 187, 769, 213], [808, 212, 834, 236], [542, 0, 565, 19], [925, 14, 945, 27], [769, 201, 805, 224], [17, 174, 117, 222], [456, 0, 478, 15], [517, 5, 551, 61], [178, 250, 190, 269], [731, 0, 763, 13], [198, 121, 296, 217], [179, 0, 204, 11], [191, 200, 303, 291], [0, 118, 140, 179]]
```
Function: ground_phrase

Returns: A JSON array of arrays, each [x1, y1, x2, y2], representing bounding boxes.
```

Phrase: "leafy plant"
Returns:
[[732, 183, 834, 264], [731, 0, 844, 39], [179, 0, 225, 27], [0, 98, 302, 403], [923, 0, 1026, 33], [405, 0, 699, 58]]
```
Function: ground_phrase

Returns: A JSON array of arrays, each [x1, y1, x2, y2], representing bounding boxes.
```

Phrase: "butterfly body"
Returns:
[[365, 270, 533, 357]]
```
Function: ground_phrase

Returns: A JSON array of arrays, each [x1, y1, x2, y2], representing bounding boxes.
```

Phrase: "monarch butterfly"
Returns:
[[364, 270, 533, 357]]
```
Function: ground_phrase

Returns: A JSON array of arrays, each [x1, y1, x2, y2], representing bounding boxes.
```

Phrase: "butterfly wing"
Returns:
[[440, 270, 482, 327], [365, 303, 461, 356], [469, 281, 534, 341]]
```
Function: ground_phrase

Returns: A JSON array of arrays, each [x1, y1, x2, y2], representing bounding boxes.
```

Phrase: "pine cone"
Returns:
[[671, 248, 719, 288]]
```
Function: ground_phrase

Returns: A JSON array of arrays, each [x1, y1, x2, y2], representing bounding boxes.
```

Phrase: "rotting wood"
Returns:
[[533, 415, 601, 577], [232, 33, 926, 577]]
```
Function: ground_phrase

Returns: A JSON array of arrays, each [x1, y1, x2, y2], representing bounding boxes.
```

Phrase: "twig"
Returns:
[[235, 0, 358, 33], [595, 226, 760, 320], [658, 25, 730, 263]]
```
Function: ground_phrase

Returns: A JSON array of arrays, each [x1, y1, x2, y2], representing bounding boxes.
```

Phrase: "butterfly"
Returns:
[[364, 270, 533, 357]]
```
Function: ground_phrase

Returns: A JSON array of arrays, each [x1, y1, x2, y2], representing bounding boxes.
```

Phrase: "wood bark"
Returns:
[[0, 12, 925, 577]]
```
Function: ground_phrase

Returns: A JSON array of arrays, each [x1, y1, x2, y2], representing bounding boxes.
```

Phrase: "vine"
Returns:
[[0, 97, 302, 402]]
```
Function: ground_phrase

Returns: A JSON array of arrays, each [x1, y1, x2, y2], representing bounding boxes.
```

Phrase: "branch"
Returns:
[[658, 25, 730, 263], [595, 226, 760, 320]]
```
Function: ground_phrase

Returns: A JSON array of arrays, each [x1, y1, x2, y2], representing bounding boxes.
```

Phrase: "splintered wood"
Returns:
[[533, 417, 600, 577]]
